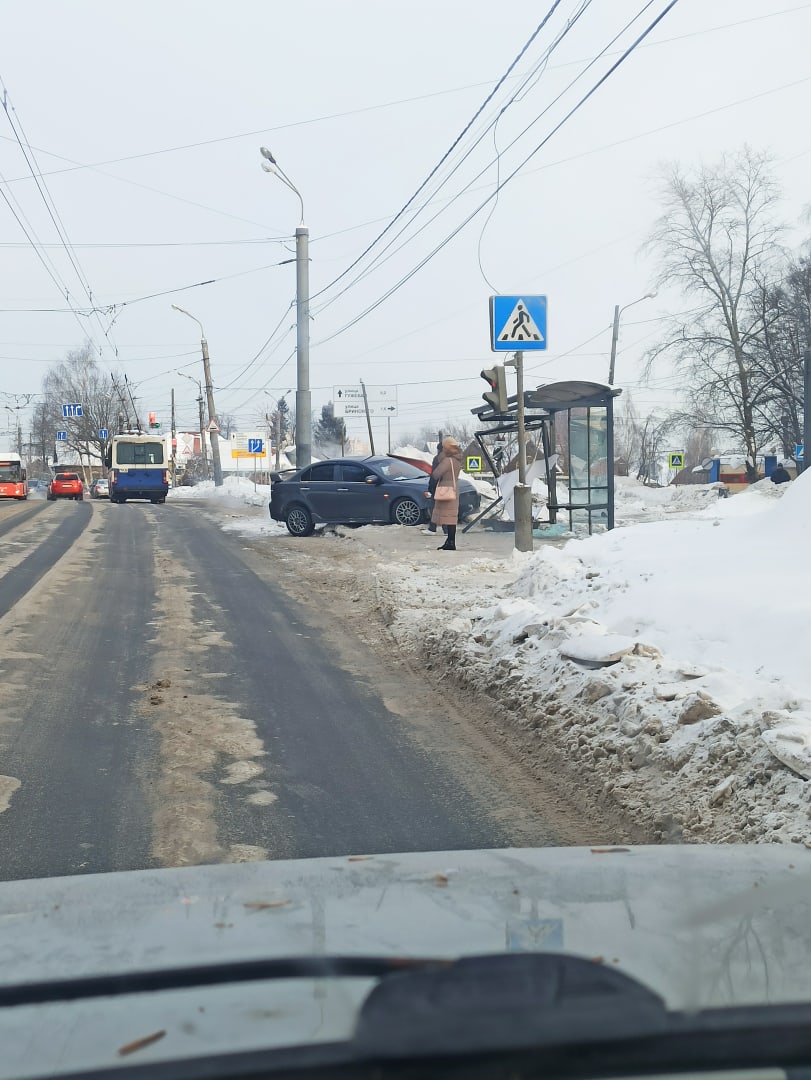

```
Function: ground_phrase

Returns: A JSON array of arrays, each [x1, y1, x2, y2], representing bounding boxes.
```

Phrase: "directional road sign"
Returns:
[[668, 452, 685, 469], [333, 384, 398, 417], [490, 295, 547, 352], [230, 431, 268, 460], [62, 403, 83, 418], [56, 431, 67, 441], [99, 428, 109, 440], [796, 443, 804, 462]]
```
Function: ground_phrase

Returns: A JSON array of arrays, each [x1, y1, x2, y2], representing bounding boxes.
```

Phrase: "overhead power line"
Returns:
[[313, 0, 681, 350]]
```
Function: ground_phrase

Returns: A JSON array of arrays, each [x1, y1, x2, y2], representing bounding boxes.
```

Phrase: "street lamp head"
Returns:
[[261, 162, 276, 174], [259, 146, 276, 164]]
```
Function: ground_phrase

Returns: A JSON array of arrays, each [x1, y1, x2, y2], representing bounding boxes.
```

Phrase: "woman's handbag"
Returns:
[[433, 461, 457, 501]]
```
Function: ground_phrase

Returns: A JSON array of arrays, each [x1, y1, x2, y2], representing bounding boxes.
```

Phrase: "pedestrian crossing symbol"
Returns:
[[490, 295, 547, 352], [465, 455, 483, 473], [668, 452, 685, 469]]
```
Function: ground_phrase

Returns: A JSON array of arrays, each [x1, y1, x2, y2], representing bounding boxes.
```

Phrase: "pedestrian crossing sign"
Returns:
[[490, 295, 547, 352], [465, 455, 483, 473], [668, 452, 685, 469]]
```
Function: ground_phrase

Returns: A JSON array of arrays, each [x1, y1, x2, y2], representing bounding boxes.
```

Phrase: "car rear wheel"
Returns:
[[285, 504, 314, 537], [392, 497, 422, 527]]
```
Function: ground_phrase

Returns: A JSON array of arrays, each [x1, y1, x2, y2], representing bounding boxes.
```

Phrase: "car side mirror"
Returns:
[[365, 475, 380, 485]]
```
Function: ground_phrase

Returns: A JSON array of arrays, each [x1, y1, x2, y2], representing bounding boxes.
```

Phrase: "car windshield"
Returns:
[[375, 459, 427, 480]]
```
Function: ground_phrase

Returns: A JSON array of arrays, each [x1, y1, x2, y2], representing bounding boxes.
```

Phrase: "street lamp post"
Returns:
[[177, 370, 209, 477], [172, 306, 223, 486], [608, 291, 658, 386], [260, 147, 311, 469]]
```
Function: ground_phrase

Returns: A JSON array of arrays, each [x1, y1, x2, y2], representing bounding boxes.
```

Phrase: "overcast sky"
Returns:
[[1, 0, 809, 445]]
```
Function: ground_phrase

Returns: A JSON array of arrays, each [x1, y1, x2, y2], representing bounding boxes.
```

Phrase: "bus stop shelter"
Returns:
[[471, 380, 621, 535]]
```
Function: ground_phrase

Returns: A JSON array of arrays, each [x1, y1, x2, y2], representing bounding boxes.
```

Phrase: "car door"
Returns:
[[297, 463, 338, 521], [336, 463, 385, 522]]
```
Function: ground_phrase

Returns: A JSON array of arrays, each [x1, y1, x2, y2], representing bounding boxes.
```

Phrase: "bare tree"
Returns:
[[41, 347, 124, 471], [646, 148, 784, 479], [746, 254, 811, 454]]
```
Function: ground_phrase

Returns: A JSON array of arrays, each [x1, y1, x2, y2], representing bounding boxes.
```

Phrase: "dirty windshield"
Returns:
[[1, 1, 811, 1078]]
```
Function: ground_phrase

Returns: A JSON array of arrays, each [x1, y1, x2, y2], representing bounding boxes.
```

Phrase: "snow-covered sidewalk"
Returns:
[[181, 472, 811, 845]]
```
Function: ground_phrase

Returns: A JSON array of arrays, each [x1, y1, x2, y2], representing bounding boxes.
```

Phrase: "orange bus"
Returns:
[[0, 453, 28, 499]]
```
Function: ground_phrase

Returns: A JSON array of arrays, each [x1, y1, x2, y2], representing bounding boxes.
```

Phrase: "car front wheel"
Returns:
[[285, 504, 315, 537], [392, 497, 423, 527]]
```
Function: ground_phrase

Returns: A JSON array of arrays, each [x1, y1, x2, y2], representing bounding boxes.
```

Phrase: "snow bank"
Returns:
[[211, 467, 811, 845]]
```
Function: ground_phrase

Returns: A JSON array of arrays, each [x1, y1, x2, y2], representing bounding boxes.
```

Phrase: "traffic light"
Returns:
[[480, 365, 508, 414], [148, 412, 161, 430]]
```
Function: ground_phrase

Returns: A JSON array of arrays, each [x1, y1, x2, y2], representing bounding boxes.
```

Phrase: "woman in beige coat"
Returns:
[[431, 437, 463, 550]]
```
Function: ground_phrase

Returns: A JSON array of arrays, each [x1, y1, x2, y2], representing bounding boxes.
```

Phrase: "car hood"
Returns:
[[0, 845, 809, 1078]]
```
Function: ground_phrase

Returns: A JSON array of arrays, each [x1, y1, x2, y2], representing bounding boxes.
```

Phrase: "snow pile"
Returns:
[[169, 475, 270, 508], [392, 471, 810, 843]]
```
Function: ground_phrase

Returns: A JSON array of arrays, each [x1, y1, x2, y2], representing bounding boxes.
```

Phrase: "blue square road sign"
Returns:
[[490, 295, 547, 352]]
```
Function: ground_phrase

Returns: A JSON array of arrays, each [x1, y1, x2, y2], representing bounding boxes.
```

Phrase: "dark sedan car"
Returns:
[[269, 456, 481, 537]]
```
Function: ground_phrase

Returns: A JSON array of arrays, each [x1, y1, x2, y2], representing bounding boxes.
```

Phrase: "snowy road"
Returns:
[[0, 498, 616, 882]]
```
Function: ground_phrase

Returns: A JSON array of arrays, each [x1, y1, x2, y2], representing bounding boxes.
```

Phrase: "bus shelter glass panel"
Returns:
[[567, 406, 609, 534]]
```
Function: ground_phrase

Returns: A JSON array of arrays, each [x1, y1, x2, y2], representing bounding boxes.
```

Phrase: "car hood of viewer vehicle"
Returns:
[[1, 845, 810, 1078]]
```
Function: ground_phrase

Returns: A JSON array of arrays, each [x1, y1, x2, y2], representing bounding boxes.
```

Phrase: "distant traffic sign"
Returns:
[[207, 419, 220, 433], [490, 295, 547, 352], [62, 403, 83, 418], [99, 428, 109, 439], [465, 455, 483, 473], [247, 438, 263, 455], [56, 431, 67, 441], [668, 452, 685, 469], [796, 443, 804, 462]]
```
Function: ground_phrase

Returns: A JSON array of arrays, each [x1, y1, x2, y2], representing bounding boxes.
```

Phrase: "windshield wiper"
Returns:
[[9, 954, 811, 1080], [0, 955, 447, 1008]]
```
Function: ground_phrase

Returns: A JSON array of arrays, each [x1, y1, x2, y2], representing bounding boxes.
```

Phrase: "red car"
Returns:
[[47, 472, 84, 501]]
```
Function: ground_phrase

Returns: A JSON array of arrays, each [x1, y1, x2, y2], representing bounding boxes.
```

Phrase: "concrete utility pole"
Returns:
[[170, 387, 176, 486], [260, 147, 311, 468], [172, 305, 222, 486], [508, 351, 533, 553]]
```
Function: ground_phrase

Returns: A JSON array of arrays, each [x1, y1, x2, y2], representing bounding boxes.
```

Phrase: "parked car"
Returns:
[[47, 472, 84, 501], [269, 455, 481, 537], [90, 478, 109, 499]]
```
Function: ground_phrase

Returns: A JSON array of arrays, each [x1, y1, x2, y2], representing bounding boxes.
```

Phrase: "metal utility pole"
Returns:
[[275, 410, 281, 469], [172, 305, 223, 486], [508, 351, 533, 552], [260, 148, 311, 468]]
